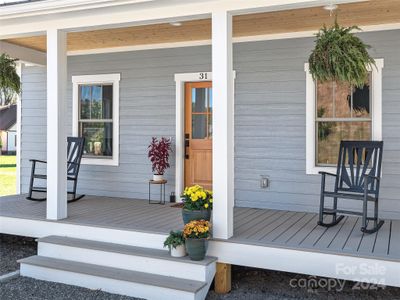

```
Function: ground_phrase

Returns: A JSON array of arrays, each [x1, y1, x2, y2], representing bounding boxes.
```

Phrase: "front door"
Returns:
[[184, 81, 213, 190]]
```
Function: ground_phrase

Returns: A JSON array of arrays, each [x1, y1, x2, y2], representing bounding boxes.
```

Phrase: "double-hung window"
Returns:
[[72, 74, 120, 166], [305, 59, 383, 174]]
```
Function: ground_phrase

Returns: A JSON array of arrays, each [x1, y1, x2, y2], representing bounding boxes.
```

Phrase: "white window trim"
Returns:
[[305, 59, 384, 175], [72, 73, 120, 166]]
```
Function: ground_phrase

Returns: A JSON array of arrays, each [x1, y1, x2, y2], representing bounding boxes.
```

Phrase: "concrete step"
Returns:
[[19, 255, 208, 300], [38, 235, 216, 282]]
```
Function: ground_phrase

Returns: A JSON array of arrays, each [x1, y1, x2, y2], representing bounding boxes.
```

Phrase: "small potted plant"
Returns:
[[163, 230, 186, 257], [184, 220, 211, 261], [182, 185, 213, 224], [148, 137, 172, 181]]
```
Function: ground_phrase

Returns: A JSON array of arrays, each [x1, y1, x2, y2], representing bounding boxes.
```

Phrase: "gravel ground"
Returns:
[[1, 234, 399, 299], [207, 266, 400, 300], [0, 277, 143, 300], [0, 234, 37, 275]]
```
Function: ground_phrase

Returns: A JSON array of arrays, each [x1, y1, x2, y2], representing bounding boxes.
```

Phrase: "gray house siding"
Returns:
[[20, 46, 212, 199], [234, 30, 400, 219], [20, 30, 400, 219]]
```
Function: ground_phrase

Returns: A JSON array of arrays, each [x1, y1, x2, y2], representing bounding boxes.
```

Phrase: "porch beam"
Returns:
[[0, 0, 366, 39], [212, 10, 234, 239], [46, 29, 68, 220]]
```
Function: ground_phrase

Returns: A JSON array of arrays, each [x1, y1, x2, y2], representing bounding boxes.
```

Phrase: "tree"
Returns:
[[0, 53, 21, 106]]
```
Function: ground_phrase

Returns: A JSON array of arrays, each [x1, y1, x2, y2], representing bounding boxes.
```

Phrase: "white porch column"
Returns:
[[212, 10, 234, 239], [46, 29, 68, 220]]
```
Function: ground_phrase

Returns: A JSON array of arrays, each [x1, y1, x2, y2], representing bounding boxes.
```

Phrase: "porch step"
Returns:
[[19, 256, 206, 300], [37, 235, 216, 281]]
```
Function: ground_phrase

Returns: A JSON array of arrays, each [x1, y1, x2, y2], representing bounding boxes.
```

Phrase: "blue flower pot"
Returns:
[[185, 238, 208, 261], [182, 209, 211, 224]]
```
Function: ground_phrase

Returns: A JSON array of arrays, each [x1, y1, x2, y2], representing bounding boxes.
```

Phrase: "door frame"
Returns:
[[174, 72, 213, 200], [174, 71, 235, 201]]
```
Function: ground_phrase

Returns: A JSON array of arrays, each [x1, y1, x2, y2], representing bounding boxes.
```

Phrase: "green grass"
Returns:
[[0, 155, 16, 196]]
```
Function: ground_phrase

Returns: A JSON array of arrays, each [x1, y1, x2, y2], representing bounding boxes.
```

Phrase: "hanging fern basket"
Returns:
[[308, 21, 375, 88]]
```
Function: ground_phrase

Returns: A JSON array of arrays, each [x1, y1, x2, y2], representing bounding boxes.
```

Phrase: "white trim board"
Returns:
[[72, 73, 121, 166], [304, 59, 384, 175], [207, 240, 400, 288], [0, 216, 168, 250], [15, 62, 22, 194], [66, 23, 400, 56], [174, 71, 236, 200]]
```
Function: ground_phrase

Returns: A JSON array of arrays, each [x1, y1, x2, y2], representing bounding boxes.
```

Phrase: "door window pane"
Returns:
[[317, 121, 371, 165], [80, 122, 113, 157], [192, 115, 207, 139], [192, 88, 211, 113], [207, 114, 212, 138]]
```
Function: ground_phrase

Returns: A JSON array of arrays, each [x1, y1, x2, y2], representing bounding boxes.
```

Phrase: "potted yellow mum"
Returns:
[[184, 220, 211, 261], [182, 185, 213, 224]]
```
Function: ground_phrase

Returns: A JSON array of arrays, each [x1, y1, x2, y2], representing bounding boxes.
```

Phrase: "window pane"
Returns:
[[102, 85, 113, 119], [192, 88, 209, 113], [317, 121, 371, 165], [80, 122, 113, 157], [334, 81, 351, 118], [352, 80, 370, 118], [91, 85, 103, 119], [79, 84, 113, 120], [316, 81, 333, 118], [192, 114, 207, 139], [80, 85, 91, 119]]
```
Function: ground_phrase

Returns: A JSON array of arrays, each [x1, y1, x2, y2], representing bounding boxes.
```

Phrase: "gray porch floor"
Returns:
[[0, 194, 399, 262]]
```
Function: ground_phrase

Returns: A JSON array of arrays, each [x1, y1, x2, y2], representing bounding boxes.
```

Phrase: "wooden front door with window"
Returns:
[[184, 81, 213, 190]]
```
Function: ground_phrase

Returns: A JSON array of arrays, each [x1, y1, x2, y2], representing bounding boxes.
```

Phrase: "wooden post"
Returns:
[[214, 263, 231, 294]]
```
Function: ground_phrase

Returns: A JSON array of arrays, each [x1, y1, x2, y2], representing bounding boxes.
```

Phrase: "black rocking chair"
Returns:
[[318, 140, 384, 234], [27, 137, 85, 203]]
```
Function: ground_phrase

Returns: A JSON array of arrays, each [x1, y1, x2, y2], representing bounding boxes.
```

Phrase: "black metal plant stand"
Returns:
[[148, 179, 167, 205]]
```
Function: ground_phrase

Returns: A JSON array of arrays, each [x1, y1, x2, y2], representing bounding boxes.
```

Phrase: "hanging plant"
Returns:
[[308, 21, 375, 88]]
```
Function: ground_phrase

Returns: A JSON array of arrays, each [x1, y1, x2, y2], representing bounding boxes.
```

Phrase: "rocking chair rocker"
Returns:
[[318, 141, 384, 234], [26, 137, 85, 203]]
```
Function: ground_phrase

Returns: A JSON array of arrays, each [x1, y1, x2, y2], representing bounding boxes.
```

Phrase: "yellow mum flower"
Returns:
[[204, 203, 209, 209], [191, 194, 198, 201], [209, 199, 213, 203]]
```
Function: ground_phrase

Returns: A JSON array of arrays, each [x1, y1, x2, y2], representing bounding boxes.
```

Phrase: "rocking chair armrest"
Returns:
[[318, 171, 337, 178], [363, 174, 380, 182], [29, 159, 47, 164]]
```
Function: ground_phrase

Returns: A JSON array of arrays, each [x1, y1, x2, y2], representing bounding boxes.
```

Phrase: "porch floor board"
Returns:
[[231, 207, 400, 262], [0, 194, 399, 262]]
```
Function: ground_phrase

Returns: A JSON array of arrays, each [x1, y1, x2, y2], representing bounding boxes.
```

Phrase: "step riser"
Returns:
[[20, 264, 197, 300], [39, 242, 209, 282]]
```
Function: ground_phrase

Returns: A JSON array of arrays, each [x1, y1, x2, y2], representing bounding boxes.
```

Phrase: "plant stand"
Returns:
[[148, 179, 167, 205]]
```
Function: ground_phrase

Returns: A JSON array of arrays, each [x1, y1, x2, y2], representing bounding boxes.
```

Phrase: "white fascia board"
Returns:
[[0, 0, 154, 19], [0, 41, 46, 66], [0, 0, 367, 38]]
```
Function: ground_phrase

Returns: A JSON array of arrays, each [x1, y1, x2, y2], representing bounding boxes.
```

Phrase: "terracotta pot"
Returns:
[[182, 209, 211, 224], [170, 244, 186, 257], [185, 238, 208, 261]]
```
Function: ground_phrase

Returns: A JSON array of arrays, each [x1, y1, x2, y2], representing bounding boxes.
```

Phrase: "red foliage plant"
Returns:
[[148, 137, 172, 175]]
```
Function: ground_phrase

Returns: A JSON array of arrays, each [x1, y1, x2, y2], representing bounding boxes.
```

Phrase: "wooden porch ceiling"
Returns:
[[4, 0, 400, 52]]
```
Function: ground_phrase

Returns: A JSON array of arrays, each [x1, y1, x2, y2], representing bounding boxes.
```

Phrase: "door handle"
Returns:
[[185, 133, 190, 159]]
